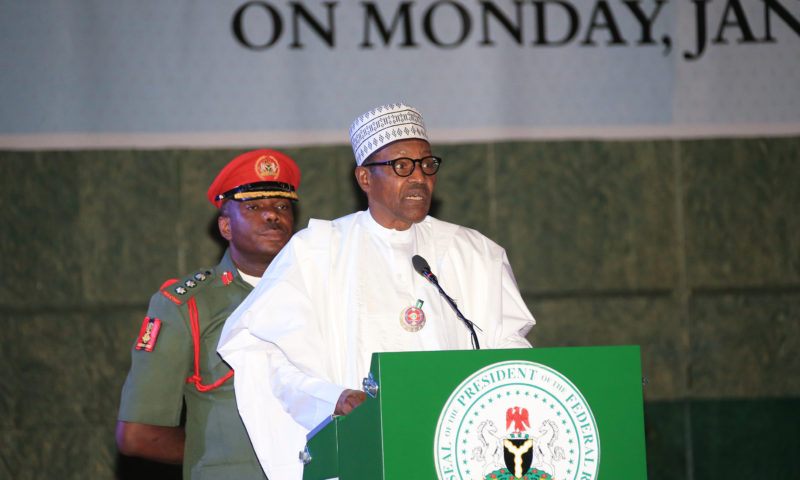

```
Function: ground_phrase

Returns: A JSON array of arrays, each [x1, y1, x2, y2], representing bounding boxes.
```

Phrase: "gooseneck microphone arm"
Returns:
[[412, 255, 481, 350]]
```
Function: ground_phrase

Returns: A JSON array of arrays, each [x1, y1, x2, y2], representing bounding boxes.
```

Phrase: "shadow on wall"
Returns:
[[206, 214, 227, 260], [116, 454, 181, 480]]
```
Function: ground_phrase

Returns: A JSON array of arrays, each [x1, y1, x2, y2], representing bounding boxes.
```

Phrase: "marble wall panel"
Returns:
[[682, 137, 800, 288], [690, 399, 800, 478], [493, 140, 679, 294], [0, 429, 9, 479], [430, 143, 494, 236], [0, 151, 83, 307], [86, 308, 146, 424], [1, 425, 119, 480], [283, 145, 363, 224], [529, 294, 687, 400], [2, 135, 799, 479], [2, 308, 143, 478], [176, 149, 239, 273], [77, 150, 181, 303], [4, 309, 139, 430], [689, 292, 800, 398], [5, 312, 86, 430], [643, 401, 690, 480], [0, 314, 13, 431]]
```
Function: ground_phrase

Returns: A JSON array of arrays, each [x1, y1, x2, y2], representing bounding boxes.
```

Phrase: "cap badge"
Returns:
[[255, 155, 280, 180]]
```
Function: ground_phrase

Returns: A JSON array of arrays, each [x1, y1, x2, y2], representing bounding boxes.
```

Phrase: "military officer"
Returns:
[[116, 149, 301, 479]]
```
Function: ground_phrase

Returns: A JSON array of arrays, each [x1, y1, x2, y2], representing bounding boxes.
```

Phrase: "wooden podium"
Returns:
[[303, 346, 647, 480]]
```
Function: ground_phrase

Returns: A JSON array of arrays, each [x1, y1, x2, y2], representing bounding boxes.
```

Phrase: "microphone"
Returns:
[[412, 254, 437, 283], [411, 255, 480, 350]]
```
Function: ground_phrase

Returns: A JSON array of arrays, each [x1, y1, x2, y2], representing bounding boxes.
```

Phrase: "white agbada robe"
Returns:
[[218, 211, 535, 479]]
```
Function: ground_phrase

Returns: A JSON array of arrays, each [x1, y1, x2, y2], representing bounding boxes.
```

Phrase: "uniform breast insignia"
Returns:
[[400, 299, 426, 332], [135, 317, 162, 352]]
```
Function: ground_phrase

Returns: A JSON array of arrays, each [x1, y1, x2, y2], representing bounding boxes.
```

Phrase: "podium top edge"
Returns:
[[370, 345, 641, 358]]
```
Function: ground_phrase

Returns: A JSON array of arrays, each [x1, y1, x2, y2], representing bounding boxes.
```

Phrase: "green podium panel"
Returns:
[[304, 346, 647, 480]]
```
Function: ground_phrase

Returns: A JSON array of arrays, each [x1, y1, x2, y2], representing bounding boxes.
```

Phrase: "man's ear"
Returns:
[[218, 215, 233, 241], [354, 166, 371, 194]]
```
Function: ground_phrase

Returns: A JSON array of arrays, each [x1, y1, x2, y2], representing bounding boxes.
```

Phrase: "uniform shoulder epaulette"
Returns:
[[159, 267, 220, 305]]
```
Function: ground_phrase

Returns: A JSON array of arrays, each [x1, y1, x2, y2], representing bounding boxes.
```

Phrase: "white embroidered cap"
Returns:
[[349, 103, 430, 166]]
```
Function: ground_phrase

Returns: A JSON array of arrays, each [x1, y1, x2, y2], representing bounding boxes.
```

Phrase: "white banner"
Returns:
[[1, 0, 799, 149]]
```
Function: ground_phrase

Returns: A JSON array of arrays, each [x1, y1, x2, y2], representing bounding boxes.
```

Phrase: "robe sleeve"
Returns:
[[217, 227, 346, 479], [265, 338, 345, 429], [494, 249, 536, 348], [443, 223, 535, 350]]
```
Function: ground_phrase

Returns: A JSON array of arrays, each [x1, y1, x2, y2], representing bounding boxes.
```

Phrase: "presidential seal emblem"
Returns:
[[434, 361, 600, 480]]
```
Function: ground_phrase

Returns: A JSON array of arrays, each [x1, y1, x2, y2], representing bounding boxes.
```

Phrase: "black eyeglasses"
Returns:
[[362, 156, 442, 177]]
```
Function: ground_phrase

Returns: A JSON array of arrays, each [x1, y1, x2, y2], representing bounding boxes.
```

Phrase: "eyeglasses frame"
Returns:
[[361, 156, 443, 177]]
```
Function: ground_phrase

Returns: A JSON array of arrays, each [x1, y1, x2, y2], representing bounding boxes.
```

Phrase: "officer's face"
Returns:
[[219, 197, 294, 265], [355, 139, 437, 231]]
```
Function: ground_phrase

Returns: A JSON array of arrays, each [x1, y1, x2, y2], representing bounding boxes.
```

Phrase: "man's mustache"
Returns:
[[404, 186, 431, 197], [258, 223, 289, 233]]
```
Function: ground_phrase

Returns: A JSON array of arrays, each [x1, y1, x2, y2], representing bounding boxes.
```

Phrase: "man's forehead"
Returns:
[[380, 139, 431, 156]]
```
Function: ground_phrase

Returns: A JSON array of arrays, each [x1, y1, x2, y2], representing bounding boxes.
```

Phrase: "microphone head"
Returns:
[[412, 255, 430, 276]]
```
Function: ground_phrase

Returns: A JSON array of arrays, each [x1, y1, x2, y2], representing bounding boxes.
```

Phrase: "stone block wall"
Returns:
[[1, 136, 798, 478]]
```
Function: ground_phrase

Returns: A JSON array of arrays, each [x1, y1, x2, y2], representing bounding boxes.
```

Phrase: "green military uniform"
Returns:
[[118, 249, 266, 479]]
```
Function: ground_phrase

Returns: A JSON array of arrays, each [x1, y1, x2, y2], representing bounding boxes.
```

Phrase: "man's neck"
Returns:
[[230, 252, 271, 277], [367, 206, 417, 231], [237, 269, 261, 287]]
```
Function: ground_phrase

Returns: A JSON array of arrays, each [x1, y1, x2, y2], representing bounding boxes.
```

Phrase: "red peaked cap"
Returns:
[[207, 149, 301, 208]]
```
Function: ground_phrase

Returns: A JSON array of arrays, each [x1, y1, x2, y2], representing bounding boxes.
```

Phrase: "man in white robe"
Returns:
[[218, 103, 535, 479]]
